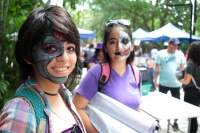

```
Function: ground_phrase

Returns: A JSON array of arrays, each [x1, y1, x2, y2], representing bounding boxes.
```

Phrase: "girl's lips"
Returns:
[[114, 51, 126, 55], [52, 67, 68, 71], [52, 67, 67, 71], [51, 67, 70, 75], [114, 48, 131, 56]]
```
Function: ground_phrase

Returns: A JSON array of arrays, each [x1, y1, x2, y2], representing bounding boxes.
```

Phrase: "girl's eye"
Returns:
[[67, 46, 75, 51], [54, 31, 65, 40], [109, 40, 117, 45], [42, 44, 58, 54]]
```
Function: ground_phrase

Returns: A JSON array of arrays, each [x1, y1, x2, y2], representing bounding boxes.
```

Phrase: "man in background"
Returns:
[[154, 38, 186, 131]]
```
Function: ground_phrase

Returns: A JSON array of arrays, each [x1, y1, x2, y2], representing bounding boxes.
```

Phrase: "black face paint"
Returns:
[[119, 30, 131, 50], [32, 29, 68, 84]]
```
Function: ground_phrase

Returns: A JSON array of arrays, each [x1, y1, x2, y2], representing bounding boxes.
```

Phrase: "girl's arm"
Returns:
[[73, 93, 99, 133], [179, 73, 192, 85]]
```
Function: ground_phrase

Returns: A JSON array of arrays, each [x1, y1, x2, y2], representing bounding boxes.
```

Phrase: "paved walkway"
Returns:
[[141, 89, 200, 133]]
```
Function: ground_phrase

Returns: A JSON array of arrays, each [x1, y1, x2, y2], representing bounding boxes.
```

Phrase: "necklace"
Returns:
[[50, 109, 73, 126], [43, 91, 58, 96]]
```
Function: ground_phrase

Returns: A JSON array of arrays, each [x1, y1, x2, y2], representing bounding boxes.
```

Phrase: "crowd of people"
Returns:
[[0, 5, 200, 133]]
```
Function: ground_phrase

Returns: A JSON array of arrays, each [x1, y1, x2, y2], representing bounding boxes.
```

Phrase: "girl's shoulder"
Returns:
[[2, 97, 33, 112], [0, 98, 35, 132]]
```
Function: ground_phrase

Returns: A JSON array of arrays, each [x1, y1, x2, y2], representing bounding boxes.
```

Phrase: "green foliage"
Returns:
[[6, 0, 36, 34], [0, 80, 8, 109], [0, 35, 19, 109], [0, 81, 9, 100]]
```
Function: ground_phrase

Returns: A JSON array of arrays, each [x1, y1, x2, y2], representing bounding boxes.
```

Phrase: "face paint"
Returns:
[[114, 29, 132, 57], [32, 29, 68, 84]]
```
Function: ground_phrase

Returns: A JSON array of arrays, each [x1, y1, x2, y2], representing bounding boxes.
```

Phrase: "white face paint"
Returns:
[[118, 56, 127, 61], [119, 30, 132, 51], [114, 30, 132, 61]]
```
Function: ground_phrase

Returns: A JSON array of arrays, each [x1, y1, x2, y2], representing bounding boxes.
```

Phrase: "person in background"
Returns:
[[148, 46, 158, 91], [178, 41, 200, 133], [87, 42, 104, 69], [0, 6, 86, 133], [154, 37, 186, 131], [73, 19, 141, 133], [185, 47, 189, 61], [150, 46, 158, 60], [82, 43, 95, 68]]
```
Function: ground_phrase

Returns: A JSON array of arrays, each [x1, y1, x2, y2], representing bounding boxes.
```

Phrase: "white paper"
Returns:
[[88, 92, 160, 133], [85, 105, 137, 133]]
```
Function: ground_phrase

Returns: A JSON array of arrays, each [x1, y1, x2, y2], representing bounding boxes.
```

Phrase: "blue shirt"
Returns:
[[155, 50, 186, 87]]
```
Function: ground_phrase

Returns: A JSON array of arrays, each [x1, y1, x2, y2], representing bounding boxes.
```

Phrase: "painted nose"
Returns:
[[56, 51, 69, 62], [117, 42, 124, 51]]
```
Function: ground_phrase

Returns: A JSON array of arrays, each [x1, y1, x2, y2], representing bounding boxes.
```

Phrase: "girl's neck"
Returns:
[[110, 61, 127, 76], [34, 75, 60, 94]]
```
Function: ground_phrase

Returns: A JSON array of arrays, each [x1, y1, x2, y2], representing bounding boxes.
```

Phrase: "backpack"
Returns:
[[98, 62, 140, 92], [12, 87, 48, 133]]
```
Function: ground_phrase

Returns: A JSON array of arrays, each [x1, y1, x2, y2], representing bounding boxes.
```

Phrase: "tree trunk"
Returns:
[[160, 8, 168, 27], [3, 0, 9, 32], [0, 0, 4, 76], [193, 0, 197, 34], [151, 14, 154, 30]]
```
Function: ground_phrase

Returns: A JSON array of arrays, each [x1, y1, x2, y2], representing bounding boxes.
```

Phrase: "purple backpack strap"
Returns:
[[98, 62, 111, 92]]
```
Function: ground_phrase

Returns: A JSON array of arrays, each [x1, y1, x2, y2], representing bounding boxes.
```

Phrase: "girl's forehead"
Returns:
[[108, 27, 129, 39]]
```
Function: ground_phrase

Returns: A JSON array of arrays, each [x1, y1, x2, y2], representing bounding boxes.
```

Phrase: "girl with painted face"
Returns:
[[0, 6, 86, 133], [73, 19, 142, 133]]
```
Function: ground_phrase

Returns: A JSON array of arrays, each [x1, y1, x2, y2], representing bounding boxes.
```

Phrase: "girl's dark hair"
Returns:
[[102, 23, 134, 64], [94, 49, 101, 57], [15, 6, 80, 88], [187, 41, 200, 67]]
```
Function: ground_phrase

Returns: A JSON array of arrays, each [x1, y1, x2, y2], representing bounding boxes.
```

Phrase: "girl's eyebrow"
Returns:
[[108, 38, 117, 41]]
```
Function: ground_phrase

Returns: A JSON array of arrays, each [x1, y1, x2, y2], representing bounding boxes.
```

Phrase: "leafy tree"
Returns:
[[75, 0, 200, 40]]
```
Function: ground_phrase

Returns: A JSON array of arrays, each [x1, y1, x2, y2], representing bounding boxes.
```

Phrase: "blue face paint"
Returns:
[[32, 29, 67, 84]]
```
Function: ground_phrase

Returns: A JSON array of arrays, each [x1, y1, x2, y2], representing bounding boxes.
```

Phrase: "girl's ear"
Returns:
[[24, 50, 35, 65], [23, 57, 32, 65], [105, 49, 107, 53], [104, 45, 108, 53]]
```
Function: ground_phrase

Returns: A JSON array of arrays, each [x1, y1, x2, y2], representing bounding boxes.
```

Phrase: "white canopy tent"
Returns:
[[132, 28, 149, 45], [134, 23, 200, 43], [132, 28, 149, 40]]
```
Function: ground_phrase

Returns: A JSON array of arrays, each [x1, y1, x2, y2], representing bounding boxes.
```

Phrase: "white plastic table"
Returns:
[[140, 91, 200, 133]]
